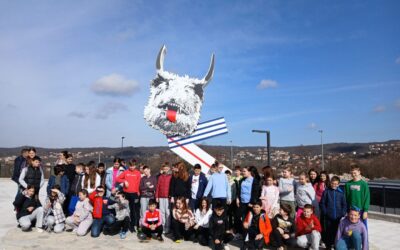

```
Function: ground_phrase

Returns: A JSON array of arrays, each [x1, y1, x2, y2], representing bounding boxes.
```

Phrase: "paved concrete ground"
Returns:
[[0, 179, 397, 250]]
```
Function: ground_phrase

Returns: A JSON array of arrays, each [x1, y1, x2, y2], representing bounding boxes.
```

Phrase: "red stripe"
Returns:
[[168, 138, 211, 168]]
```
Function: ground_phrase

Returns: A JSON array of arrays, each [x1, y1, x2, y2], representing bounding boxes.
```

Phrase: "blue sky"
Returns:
[[0, 0, 399, 148]]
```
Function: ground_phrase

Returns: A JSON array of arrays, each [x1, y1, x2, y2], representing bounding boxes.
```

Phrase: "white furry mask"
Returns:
[[144, 45, 215, 136]]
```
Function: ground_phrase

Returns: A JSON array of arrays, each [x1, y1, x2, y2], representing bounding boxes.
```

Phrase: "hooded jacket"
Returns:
[[209, 211, 229, 240], [335, 217, 369, 250], [243, 210, 273, 244], [13, 192, 42, 219], [296, 213, 321, 236], [320, 187, 347, 220], [296, 182, 316, 208], [188, 172, 208, 199]]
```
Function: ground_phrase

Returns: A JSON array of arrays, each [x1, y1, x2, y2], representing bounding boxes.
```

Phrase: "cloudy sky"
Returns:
[[1, 0, 399, 148]]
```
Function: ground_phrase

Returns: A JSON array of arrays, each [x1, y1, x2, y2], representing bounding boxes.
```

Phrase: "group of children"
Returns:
[[12, 148, 370, 250]]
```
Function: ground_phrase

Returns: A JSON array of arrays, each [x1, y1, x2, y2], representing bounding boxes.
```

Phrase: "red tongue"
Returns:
[[166, 109, 177, 123]]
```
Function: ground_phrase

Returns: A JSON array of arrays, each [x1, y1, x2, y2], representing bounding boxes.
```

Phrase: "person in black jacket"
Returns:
[[236, 166, 261, 235], [13, 185, 44, 232], [269, 203, 297, 250], [11, 148, 29, 195], [68, 163, 85, 215], [18, 156, 44, 196], [188, 164, 208, 211], [209, 203, 234, 250], [169, 162, 191, 204]]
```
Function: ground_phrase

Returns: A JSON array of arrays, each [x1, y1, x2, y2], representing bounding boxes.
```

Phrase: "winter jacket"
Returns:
[[142, 209, 162, 228], [105, 166, 125, 196], [296, 213, 322, 236], [140, 175, 157, 198], [203, 172, 231, 200], [11, 155, 25, 184], [313, 181, 326, 203], [13, 192, 41, 219], [271, 214, 295, 237], [108, 199, 130, 221], [47, 175, 70, 196], [189, 173, 208, 199], [320, 187, 347, 220], [209, 211, 229, 240], [155, 173, 172, 198], [335, 217, 369, 250], [63, 164, 76, 185], [169, 176, 191, 199], [73, 198, 93, 222], [296, 183, 316, 208], [19, 166, 44, 190], [44, 192, 66, 225], [243, 211, 273, 244], [115, 169, 141, 194], [238, 176, 261, 205], [89, 191, 113, 219], [70, 172, 84, 196]]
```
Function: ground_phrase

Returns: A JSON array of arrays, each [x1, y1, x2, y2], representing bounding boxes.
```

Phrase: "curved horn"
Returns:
[[156, 45, 167, 71], [203, 53, 215, 86]]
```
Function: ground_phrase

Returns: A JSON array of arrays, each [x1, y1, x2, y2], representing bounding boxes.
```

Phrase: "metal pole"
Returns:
[[230, 140, 233, 168], [121, 136, 125, 159], [319, 130, 324, 171], [267, 131, 271, 166]]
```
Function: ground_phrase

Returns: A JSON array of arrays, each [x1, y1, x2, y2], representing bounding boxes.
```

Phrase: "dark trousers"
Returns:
[[108, 217, 130, 234], [125, 193, 140, 231], [269, 228, 297, 248], [323, 217, 341, 248], [171, 218, 193, 241], [194, 226, 210, 246], [91, 215, 115, 237], [212, 198, 227, 209], [243, 227, 264, 250], [142, 225, 163, 237], [189, 198, 200, 211], [213, 233, 234, 250], [237, 202, 250, 234], [227, 202, 237, 230]]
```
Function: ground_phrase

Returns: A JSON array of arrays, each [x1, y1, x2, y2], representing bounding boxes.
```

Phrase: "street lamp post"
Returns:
[[252, 130, 271, 166], [230, 140, 233, 168], [318, 130, 324, 171], [121, 136, 125, 159]]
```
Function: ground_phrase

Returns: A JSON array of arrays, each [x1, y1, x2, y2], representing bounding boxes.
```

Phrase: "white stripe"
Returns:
[[196, 118, 225, 129], [168, 118, 225, 141], [169, 128, 228, 148]]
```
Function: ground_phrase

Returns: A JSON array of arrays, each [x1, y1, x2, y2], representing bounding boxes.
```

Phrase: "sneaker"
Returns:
[[320, 242, 326, 248], [72, 228, 77, 234], [157, 235, 164, 242], [36, 227, 44, 233], [224, 245, 230, 250], [174, 239, 183, 243], [120, 231, 127, 239], [138, 233, 147, 241]]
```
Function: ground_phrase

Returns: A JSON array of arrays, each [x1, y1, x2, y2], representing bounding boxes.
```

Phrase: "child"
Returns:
[[242, 201, 272, 250], [18, 156, 44, 196], [155, 163, 172, 234], [89, 186, 115, 237], [203, 161, 231, 208], [320, 175, 347, 249], [107, 192, 130, 239], [171, 196, 195, 243], [105, 158, 125, 197], [278, 166, 296, 218], [65, 189, 93, 236], [270, 204, 297, 250], [47, 165, 70, 196], [43, 185, 66, 233], [295, 172, 318, 219], [97, 163, 106, 186], [296, 204, 322, 250], [115, 159, 141, 232], [345, 165, 370, 228], [209, 203, 234, 250], [82, 165, 101, 194], [139, 165, 157, 222], [225, 170, 238, 231], [68, 163, 85, 215], [314, 171, 329, 203], [193, 197, 212, 246], [260, 175, 280, 219], [140, 199, 163, 241], [189, 164, 208, 211], [335, 206, 368, 250], [13, 185, 44, 232]]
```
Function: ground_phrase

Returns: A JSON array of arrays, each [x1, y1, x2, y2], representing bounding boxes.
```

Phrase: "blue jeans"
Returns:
[[336, 231, 362, 250], [91, 215, 115, 237]]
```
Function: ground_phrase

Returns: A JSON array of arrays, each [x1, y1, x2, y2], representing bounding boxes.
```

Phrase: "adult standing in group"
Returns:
[[203, 161, 231, 208], [11, 148, 29, 196], [169, 162, 191, 204], [236, 166, 261, 234], [139, 165, 157, 222], [105, 158, 125, 197], [116, 159, 142, 232]]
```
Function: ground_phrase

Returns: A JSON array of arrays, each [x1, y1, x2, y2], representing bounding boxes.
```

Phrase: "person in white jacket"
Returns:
[[193, 198, 212, 246], [295, 172, 319, 219], [81, 165, 101, 194]]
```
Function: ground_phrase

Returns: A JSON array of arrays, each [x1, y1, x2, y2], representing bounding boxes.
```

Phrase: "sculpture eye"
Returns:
[[152, 75, 168, 88], [193, 84, 204, 99]]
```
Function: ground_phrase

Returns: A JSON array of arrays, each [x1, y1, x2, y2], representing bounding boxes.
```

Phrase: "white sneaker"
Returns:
[[36, 228, 44, 233], [224, 245, 230, 250]]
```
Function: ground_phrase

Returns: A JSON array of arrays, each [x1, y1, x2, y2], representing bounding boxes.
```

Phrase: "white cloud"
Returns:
[[307, 122, 317, 129], [395, 57, 400, 64], [257, 79, 278, 89], [68, 111, 89, 119], [372, 105, 386, 113], [91, 74, 140, 97], [94, 102, 128, 119]]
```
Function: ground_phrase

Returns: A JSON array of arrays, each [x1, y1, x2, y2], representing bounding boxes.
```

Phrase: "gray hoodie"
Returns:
[[296, 182, 316, 208], [279, 178, 297, 202]]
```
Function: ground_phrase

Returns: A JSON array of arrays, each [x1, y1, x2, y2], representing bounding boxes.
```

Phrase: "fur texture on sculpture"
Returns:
[[144, 45, 215, 137]]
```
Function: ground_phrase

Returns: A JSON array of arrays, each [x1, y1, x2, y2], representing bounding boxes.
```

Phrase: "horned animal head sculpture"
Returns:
[[144, 45, 215, 136]]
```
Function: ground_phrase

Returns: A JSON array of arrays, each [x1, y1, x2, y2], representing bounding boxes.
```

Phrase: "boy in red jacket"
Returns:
[[296, 204, 321, 250], [116, 159, 141, 232], [139, 199, 164, 242]]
